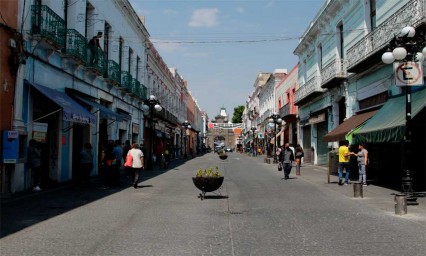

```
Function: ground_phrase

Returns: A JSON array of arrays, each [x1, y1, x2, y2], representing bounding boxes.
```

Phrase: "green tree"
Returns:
[[232, 105, 245, 123]]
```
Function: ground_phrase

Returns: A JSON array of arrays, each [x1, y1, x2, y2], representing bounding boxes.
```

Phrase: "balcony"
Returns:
[[279, 103, 297, 120], [320, 58, 347, 89], [86, 46, 106, 75], [130, 78, 141, 96], [105, 60, 121, 86], [294, 76, 323, 106], [121, 71, 132, 92], [64, 29, 87, 65], [346, 0, 424, 73], [139, 85, 148, 100], [30, 5, 65, 49]]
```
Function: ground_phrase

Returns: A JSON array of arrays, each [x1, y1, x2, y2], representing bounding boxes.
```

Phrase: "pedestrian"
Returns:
[[279, 143, 295, 180], [88, 31, 102, 66], [79, 142, 93, 188], [112, 140, 123, 186], [295, 144, 304, 175], [100, 140, 115, 189], [338, 140, 353, 185], [164, 144, 171, 168], [122, 140, 131, 162], [28, 139, 42, 191], [357, 143, 369, 186], [127, 143, 144, 188]]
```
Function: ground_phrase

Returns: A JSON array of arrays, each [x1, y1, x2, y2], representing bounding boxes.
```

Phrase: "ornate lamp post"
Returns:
[[142, 95, 162, 170], [251, 127, 256, 157], [268, 112, 282, 163], [182, 120, 191, 159], [381, 26, 425, 204]]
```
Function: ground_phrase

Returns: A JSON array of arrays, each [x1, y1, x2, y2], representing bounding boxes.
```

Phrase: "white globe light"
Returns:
[[401, 26, 415, 38], [188, 125, 191, 129], [415, 52, 424, 62], [149, 95, 156, 100], [422, 47, 426, 58], [382, 52, 395, 64], [142, 104, 150, 112], [277, 118, 283, 123], [154, 104, 162, 111], [393, 47, 407, 60]]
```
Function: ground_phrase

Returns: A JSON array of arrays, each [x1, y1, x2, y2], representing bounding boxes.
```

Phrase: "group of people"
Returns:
[[276, 140, 368, 185], [338, 140, 369, 186], [99, 140, 144, 189], [278, 143, 304, 180]]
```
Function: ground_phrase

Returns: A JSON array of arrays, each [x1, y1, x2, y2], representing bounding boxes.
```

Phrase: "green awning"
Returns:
[[353, 88, 426, 143]]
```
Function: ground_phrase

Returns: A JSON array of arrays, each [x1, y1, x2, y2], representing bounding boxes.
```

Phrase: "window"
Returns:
[[128, 48, 133, 73], [337, 23, 344, 59], [119, 37, 124, 69], [318, 44, 323, 70], [370, 0, 376, 31], [136, 56, 140, 80], [104, 23, 111, 60]]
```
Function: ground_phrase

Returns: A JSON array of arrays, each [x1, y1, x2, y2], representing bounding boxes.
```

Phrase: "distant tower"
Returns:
[[215, 107, 228, 123]]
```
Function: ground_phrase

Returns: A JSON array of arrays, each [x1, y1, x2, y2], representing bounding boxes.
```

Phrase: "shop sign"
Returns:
[[132, 123, 139, 134], [33, 122, 48, 143], [309, 113, 326, 124]]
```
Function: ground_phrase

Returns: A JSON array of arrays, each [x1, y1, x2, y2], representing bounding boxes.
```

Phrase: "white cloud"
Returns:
[[188, 8, 219, 28], [236, 7, 245, 13], [264, 1, 275, 9]]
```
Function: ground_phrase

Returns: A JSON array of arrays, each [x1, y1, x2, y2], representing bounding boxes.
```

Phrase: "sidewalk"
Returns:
[[250, 154, 426, 227]]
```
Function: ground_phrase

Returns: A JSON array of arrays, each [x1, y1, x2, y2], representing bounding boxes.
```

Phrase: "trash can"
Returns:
[[328, 150, 338, 175]]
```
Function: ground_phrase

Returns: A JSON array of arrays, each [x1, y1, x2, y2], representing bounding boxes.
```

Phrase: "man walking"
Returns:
[[279, 143, 294, 180], [338, 140, 353, 185]]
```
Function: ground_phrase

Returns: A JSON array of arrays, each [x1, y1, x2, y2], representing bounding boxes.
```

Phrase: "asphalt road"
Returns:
[[1, 153, 425, 255]]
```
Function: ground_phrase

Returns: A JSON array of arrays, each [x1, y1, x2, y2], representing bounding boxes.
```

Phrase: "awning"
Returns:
[[30, 82, 95, 125], [323, 110, 377, 142], [74, 96, 130, 121], [353, 88, 426, 143]]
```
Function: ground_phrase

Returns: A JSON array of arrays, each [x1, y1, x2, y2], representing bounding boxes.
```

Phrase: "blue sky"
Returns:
[[129, 0, 325, 119]]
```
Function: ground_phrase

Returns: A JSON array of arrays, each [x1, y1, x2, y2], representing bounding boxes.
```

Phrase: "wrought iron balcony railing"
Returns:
[[130, 78, 140, 96], [86, 46, 106, 74], [346, 0, 424, 71], [279, 102, 297, 118], [65, 29, 87, 63], [320, 58, 347, 87], [140, 85, 148, 100], [294, 76, 323, 104], [106, 60, 121, 85], [31, 5, 65, 48], [121, 71, 132, 92]]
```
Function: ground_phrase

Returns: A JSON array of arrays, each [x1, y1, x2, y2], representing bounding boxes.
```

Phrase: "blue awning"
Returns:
[[30, 82, 96, 125], [74, 96, 130, 121]]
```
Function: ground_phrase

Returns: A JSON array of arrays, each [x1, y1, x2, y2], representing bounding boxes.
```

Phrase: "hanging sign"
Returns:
[[394, 61, 424, 86]]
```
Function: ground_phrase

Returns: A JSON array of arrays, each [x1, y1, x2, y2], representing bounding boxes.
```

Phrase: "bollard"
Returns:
[[353, 182, 363, 198], [395, 194, 407, 215]]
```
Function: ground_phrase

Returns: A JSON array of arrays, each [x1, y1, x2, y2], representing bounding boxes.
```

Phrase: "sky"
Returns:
[[129, 0, 326, 119]]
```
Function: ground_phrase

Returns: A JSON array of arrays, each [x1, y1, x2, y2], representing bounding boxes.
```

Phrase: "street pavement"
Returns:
[[1, 153, 425, 256]]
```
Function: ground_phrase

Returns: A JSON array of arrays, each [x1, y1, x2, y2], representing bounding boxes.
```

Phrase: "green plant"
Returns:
[[196, 166, 222, 177]]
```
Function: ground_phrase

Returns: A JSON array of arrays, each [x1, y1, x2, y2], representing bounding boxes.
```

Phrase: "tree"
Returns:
[[232, 105, 245, 123]]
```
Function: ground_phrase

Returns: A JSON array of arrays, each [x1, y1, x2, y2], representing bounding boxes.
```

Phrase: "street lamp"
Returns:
[[182, 120, 191, 159], [268, 112, 282, 163], [381, 26, 426, 204], [251, 127, 256, 157], [142, 95, 162, 170]]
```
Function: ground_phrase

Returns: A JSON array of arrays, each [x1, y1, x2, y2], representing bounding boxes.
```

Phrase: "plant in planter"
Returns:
[[192, 166, 224, 199], [218, 151, 228, 160]]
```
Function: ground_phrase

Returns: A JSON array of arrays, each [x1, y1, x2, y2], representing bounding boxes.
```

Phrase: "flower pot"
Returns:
[[219, 155, 228, 160], [192, 176, 224, 193]]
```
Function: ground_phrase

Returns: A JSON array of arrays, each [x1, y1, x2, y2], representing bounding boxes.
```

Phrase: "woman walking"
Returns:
[[127, 143, 144, 188], [357, 143, 369, 186], [295, 144, 304, 176]]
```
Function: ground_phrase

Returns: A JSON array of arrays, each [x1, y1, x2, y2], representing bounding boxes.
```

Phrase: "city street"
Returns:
[[1, 153, 425, 256]]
